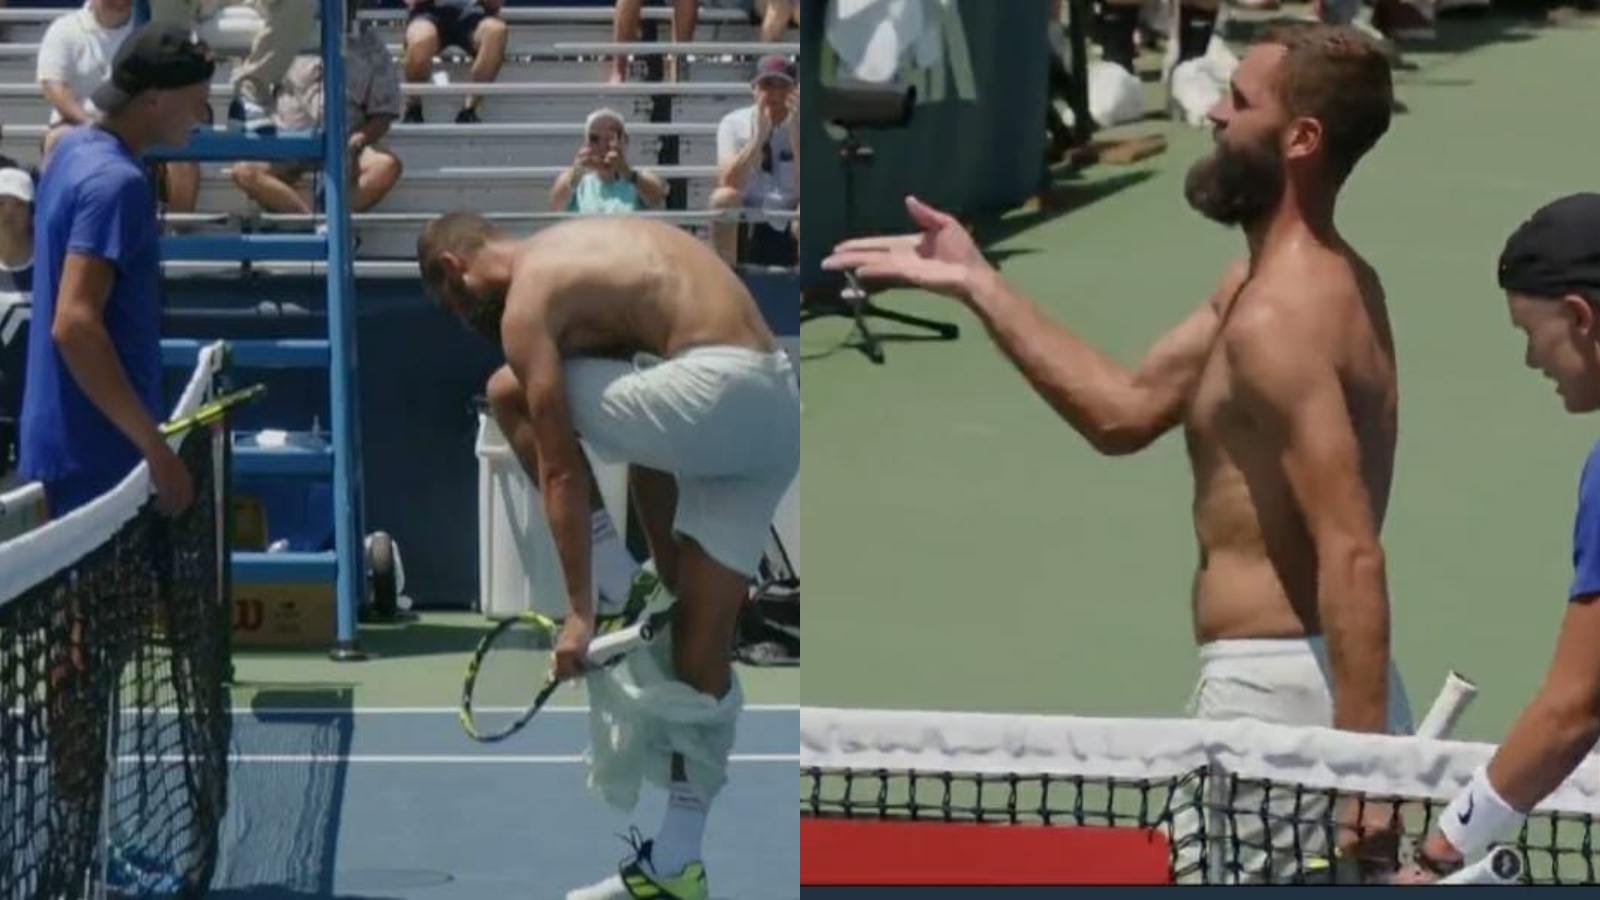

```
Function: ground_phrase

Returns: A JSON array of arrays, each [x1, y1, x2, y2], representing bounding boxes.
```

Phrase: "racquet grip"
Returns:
[[1417, 670, 1478, 739], [586, 619, 652, 665], [1438, 846, 1522, 885]]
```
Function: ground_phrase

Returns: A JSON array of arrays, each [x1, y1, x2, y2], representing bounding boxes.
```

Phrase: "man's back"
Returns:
[[514, 216, 777, 359], [1183, 243, 1397, 643]]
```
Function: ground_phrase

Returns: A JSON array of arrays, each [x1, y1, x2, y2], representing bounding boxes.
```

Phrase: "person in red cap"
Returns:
[[708, 54, 798, 267], [1394, 193, 1600, 882]]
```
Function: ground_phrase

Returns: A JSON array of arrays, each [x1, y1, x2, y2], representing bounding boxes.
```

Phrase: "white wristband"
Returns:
[[1439, 767, 1524, 859]]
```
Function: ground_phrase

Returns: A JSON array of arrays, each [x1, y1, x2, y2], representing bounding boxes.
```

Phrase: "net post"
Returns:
[[1205, 761, 1228, 883]]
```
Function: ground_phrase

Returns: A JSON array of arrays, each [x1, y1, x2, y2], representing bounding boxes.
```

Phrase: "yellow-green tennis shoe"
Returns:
[[565, 835, 708, 900]]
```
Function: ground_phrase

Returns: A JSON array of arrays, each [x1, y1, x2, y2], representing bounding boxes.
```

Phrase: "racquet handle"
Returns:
[[586, 619, 653, 665], [1417, 671, 1478, 739], [1439, 846, 1522, 885]]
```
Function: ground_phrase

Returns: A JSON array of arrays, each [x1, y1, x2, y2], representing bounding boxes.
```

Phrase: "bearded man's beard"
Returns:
[[1184, 136, 1285, 226]]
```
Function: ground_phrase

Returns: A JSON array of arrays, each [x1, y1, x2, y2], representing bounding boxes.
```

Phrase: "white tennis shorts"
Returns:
[[563, 345, 799, 579], [1171, 638, 1414, 883]]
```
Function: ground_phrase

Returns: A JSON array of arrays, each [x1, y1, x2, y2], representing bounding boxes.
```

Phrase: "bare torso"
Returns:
[[510, 216, 778, 358], [1185, 246, 1397, 644]]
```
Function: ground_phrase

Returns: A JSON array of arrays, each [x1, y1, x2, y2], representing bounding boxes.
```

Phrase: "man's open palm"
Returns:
[[823, 196, 991, 300]]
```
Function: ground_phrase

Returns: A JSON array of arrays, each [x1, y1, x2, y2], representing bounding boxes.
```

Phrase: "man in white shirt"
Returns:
[[708, 54, 799, 267], [231, 16, 404, 214], [36, 0, 199, 212], [148, 0, 315, 134], [38, 0, 132, 155]]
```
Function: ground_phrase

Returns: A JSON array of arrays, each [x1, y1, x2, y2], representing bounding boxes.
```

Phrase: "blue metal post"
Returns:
[[322, 0, 366, 659]]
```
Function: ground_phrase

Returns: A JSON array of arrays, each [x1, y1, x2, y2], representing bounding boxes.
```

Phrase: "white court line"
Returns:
[[24, 704, 800, 716], [239, 704, 799, 715], [9, 704, 796, 711], [227, 753, 799, 764], [9, 753, 800, 765]]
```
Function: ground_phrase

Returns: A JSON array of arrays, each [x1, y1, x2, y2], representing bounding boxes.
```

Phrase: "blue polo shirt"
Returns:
[[1570, 439, 1600, 600], [18, 126, 161, 514]]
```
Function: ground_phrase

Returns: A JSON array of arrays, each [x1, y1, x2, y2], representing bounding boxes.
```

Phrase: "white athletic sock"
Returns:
[[591, 509, 640, 609], [650, 783, 709, 877]]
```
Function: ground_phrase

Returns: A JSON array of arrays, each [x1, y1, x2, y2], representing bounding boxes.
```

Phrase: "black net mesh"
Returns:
[[803, 764, 1600, 885], [2, 425, 231, 899]]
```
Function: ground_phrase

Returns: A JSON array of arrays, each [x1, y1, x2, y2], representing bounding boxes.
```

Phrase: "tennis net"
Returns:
[[801, 707, 1600, 886], [2, 343, 232, 899]]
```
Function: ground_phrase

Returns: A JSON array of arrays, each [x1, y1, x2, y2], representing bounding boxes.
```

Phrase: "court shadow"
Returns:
[[974, 168, 1160, 253], [350, 619, 492, 660], [234, 620, 488, 663], [213, 687, 356, 896], [209, 883, 400, 890], [1217, 4, 1557, 57]]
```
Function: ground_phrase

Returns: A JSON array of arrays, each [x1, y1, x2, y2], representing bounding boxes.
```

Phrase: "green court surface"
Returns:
[[231, 611, 798, 709], [802, 6, 1599, 741]]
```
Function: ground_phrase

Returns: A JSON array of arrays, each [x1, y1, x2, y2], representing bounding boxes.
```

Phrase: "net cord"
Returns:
[[801, 707, 1600, 819], [0, 341, 225, 602]]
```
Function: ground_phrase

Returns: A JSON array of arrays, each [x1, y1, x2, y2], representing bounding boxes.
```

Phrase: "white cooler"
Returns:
[[475, 413, 801, 620], [474, 414, 631, 620]]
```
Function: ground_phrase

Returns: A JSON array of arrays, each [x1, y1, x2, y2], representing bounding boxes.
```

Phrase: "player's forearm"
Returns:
[[719, 141, 762, 191], [633, 169, 668, 208], [1317, 542, 1392, 732], [41, 82, 88, 124], [964, 267, 1153, 454], [548, 170, 577, 210], [52, 314, 165, 457], [539, 465, 595, 622], [1486, 682, 1600, 812]]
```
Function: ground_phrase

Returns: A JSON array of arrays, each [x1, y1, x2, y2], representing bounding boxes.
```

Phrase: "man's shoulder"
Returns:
[[45, 137, 143, 201], [1235, 250, 1365, 327], [1581, 439, 1600, 492], [719, 105, 754, 129], [68, 149, 143, 191], [40, 9, 86, 43]]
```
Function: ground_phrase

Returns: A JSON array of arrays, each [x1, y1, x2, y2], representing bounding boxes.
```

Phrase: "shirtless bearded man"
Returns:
[[825, 23, 1407, 882]]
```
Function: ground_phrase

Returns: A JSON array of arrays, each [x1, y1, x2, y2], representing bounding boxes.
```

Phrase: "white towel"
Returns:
[[584, 628, 744, 811]]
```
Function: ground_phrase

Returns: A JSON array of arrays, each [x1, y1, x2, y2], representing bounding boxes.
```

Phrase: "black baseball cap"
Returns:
[[1499, 193, 1600, 301], [91, 23, 215, 114]]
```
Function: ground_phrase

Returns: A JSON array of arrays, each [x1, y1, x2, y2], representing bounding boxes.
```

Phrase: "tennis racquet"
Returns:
[[459, 597, 673, 743]]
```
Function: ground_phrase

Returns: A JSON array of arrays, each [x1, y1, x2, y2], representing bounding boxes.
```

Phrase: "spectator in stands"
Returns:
[[610, 0, 696, 82], [149, 0, 314, 134], [548, 108, 668, 214], [37, 0, 200, 213], [402, 0, 508, 124], [0, 167, 33, 475], [231, 14, 403, 215], [0, 168, 33, 298], [708, 54, 798, 267], [751, 0, 798, 43]]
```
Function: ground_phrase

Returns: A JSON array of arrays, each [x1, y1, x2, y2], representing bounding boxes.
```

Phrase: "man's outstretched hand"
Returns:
[[822, 196, 994, 301]]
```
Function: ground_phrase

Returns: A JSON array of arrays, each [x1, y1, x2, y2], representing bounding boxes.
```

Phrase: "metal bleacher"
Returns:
[[0, 3, 797, 254]]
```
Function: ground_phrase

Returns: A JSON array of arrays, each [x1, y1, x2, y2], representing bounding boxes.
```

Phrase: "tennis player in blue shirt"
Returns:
[[1398, 193, 1600, 881], [18, 23, 212, 519]]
